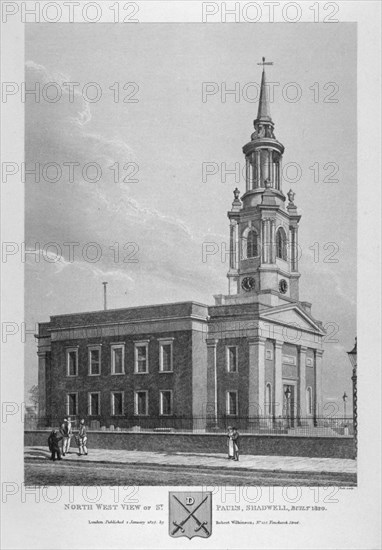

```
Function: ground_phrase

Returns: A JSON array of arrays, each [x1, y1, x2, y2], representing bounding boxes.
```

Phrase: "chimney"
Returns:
[[102, 282, 108, 310]]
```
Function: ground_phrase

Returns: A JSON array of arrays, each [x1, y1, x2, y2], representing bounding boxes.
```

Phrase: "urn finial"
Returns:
[[287, 189, 295, 204]]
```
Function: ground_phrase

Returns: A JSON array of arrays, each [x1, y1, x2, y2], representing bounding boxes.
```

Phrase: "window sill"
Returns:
[[110, 372, 125, 376]]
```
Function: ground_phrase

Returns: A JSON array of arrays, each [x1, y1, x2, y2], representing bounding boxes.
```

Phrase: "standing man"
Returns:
[[77, 419, 88, 456], [64, 417, 73, 455], [60, 418, 68, 456]]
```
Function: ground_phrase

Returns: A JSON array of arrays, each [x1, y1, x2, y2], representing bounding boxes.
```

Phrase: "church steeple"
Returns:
[[221, 57, 302, 305]]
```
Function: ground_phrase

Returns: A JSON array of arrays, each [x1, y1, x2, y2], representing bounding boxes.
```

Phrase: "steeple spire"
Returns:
[[251, 57, 277, 142], [256, 57, 273, 122]]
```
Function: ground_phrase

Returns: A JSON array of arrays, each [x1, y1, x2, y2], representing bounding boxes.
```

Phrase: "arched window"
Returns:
[[276, 227, 287, 260], [265, 383, 272, 416], [247, 230, 258, 258], [306, 387, 313, 415]]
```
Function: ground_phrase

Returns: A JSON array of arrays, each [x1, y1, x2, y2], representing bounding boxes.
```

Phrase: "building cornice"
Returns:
[[46, 313, 208, 334]]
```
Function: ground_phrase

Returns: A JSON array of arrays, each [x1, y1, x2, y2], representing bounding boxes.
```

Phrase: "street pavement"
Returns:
[[25, 446, 356, 475]]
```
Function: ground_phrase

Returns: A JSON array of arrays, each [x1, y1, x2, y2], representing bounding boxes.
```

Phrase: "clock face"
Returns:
[[241, 276, 256, 292], [279, 279, 288, 294]]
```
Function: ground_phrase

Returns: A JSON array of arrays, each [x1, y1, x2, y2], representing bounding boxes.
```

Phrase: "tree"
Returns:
[[28, 385, 39, 411]]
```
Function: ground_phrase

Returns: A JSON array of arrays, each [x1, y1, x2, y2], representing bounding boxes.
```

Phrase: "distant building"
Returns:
[[37, 60, 325, 430]]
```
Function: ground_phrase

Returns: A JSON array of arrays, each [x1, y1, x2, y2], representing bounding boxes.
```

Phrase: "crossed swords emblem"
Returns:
[[171, 494, 210, 536]]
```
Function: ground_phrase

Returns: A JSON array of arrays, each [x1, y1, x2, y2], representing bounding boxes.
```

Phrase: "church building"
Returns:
[[37, 59, 325, 431]]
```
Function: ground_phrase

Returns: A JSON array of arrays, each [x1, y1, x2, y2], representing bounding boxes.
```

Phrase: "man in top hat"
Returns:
[[62, 417, 73, 455], [59, 419, 68, 456]]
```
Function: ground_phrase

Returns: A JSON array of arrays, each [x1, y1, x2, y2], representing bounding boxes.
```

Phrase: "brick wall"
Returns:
[[48, 329, 194, 425], [25, 431, 355, 459]]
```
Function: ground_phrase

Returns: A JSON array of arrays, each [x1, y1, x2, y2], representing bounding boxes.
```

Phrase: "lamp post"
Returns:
[[347, 337, 357, 458], [342, 392, 348, 419], [285, 386, 291, 429]]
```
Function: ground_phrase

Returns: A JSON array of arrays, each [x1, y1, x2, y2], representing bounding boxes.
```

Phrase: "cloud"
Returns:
[[25, 61, 223, 315]]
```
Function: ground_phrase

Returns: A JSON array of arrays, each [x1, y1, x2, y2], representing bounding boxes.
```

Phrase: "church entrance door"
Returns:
[[283, 383, 296, 428]]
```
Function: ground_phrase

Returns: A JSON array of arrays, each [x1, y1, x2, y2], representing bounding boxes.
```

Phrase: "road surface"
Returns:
[[25, 458, 357, 486]]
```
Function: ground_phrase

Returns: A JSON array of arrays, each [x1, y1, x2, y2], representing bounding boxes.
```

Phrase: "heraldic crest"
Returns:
[[169, 491, 212, 539]]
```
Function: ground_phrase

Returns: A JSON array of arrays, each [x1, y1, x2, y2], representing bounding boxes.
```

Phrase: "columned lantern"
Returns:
[[243, 58, 285, 194]]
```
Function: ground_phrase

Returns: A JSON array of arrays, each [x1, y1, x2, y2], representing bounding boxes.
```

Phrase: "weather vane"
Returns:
[[257, 56, 274, 67]]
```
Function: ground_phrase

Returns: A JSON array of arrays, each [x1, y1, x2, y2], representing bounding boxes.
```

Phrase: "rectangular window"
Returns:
[[88, 347, 101, 375], [134, 342, 149, 373], [306, 387, 313, 415], [226, 391, 238, 416], [67, 348, 78, 377], [88, 392, 100, 416], [111, 344, 125, 374], [66, 393, 78, 416], [226, 346, 238, 373], [111, 392, 124, 416], [160, 390, 173, 416], [134, 391, 148, 416], [159, 339, 173, 372]]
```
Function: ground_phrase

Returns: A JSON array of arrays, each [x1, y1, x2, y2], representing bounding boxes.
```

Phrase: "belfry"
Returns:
[[37, 58, 326, 432]]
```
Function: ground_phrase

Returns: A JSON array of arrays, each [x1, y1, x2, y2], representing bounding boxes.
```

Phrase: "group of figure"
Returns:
[[227, 426, 239, 461], [48, 421, 238, 462], [47, 418, 88, 461]]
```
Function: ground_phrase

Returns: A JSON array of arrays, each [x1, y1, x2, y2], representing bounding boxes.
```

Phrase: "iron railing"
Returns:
[[24, 414, 354, 437]]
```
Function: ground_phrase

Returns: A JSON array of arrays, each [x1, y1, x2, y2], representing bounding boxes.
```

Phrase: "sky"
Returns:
[[25, 23, 357, 413]]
